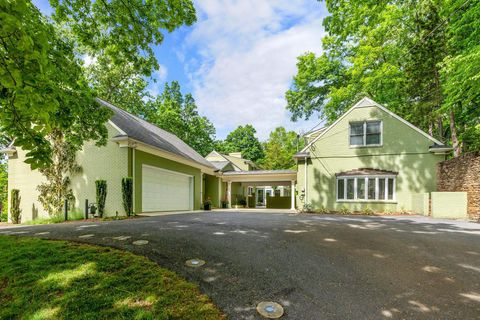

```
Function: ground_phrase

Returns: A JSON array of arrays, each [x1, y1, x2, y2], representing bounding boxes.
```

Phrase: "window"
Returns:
[[349, 121, 382, 146], [337, 176, 396, 202]]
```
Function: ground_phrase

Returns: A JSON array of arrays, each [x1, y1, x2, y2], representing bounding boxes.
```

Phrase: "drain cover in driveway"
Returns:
[[256, 301, 284, 318], [185, 259, 205, 267]]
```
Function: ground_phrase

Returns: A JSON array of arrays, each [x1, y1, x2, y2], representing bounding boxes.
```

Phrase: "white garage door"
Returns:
[[141, 165, 193, 212]]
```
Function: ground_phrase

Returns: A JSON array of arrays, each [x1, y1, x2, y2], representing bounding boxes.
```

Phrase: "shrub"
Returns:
[[121, 177, 133, 216], [95, 180, 107, 218], [338, 205, 350, 215], [361, 206, 374, 215], [315, 206, 329, 214], [301, 203, 314, 213], [10, 189, 21, 224]]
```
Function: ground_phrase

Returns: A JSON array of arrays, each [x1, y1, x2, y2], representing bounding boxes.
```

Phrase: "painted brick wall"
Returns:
[[437, 152, 480, 220]]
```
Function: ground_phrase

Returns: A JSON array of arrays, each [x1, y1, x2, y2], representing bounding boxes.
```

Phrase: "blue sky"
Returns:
[[33, 0, 328, 140]]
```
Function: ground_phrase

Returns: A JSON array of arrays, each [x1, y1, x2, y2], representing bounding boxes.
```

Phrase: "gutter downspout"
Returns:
[[304, 156, 308, 204]]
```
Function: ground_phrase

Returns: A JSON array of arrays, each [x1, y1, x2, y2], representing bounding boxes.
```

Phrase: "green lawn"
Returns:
[[0, 236, 224, 320]]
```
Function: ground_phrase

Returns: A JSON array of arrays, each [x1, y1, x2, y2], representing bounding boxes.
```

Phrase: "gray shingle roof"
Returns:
[[97, 98, 215, 169], [222, 170, 297, 176], [209, 161, 231, 171]]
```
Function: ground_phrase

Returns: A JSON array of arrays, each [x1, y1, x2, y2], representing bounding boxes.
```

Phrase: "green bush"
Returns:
[[361, 206, 374, 215], [338, 205, 351, 215], [10, 189, 21, 224], [315, 206, 329, 214], [121, 177, 133, 216], [301, 203, 314, 213], [95, 180, 107, 218]]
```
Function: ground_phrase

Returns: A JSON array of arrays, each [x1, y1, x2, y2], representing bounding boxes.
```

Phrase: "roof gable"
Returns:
[[97, 98, 214, 169], [301, 97, 444, 152]]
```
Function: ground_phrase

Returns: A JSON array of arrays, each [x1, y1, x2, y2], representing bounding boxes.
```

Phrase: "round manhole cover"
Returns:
[[256, 301, 284, 318], [185, 259, 205, 267]]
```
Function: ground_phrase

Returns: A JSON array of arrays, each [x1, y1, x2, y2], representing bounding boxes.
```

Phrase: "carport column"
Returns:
[[291, 180, 295, 210], [227, 181, 232, 209]]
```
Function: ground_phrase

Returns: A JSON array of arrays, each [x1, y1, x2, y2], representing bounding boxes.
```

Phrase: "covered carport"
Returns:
[[220, 170, 297, 210]]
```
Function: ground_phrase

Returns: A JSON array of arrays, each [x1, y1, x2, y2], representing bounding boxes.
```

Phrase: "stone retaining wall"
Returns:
[[437, 152, 480, 220]]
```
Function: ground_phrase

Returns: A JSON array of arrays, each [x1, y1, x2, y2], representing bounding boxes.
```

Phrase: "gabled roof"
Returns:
[[301, 97, 446, 152], [205, 151, 243, 171], [97, 98, 215, 169]]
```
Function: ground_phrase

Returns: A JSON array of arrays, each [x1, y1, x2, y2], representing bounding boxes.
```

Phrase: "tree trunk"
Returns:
[[449, 109, 461, 157], [437, 116, 443, 142]]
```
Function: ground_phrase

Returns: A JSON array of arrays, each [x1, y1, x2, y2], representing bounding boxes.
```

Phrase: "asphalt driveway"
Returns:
[[1, 212, 480, 319]]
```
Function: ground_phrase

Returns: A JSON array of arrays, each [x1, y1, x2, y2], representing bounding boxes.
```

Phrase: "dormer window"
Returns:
[[349, 120, 382, 146]]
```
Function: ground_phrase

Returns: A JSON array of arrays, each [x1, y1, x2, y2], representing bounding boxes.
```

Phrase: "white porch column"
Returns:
[[227, 181, 232, 208], [291, 180, 296, 210]]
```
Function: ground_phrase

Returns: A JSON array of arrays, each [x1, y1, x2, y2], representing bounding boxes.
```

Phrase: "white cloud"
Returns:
[[156, 65, 168, 82], [147, 64, 169, 98], [185, 0, 327, 139]]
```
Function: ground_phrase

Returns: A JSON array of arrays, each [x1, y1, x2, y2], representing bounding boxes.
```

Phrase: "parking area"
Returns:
[[1, 211, 480, 319]]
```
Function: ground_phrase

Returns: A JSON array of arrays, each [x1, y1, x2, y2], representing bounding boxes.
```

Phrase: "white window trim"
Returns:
[[336, 175, 396, 203], [349, 120, 383, 148]]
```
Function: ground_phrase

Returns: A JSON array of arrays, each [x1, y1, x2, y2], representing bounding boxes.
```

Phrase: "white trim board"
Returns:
[[301, 97, 444, 152]]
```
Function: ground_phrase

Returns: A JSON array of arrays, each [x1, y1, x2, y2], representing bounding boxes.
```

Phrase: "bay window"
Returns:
[[337, 176, 396, 201]]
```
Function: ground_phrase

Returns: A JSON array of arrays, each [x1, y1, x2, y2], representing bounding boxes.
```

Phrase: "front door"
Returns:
[[256, 188, 265, 208]]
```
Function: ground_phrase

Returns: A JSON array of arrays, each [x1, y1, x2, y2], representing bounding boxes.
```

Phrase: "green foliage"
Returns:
[[85, 55, 152, 118], [26, 210, 84, 225], [315, 206, 329, 214], [10, 189, 21, 224], [121, 177, 133, 217], [0, 0, 110, 169], [95, 180, 107, 218], [145, 81, 216, 156], [37, 130, 80, 216], [50, 0, 196, 77], [216, 125, 264, 162], [286, 0, 480, 155], [261, 127, 303, 170], [0, 236, 223, 319], [301, 203, 314, 213], [0, 161, 7, 219], [361, 206, 375, 216], [338, 206, 351, 215]]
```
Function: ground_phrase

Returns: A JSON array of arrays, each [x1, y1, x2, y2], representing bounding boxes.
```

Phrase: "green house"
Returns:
[[294, 97, 452, 213]]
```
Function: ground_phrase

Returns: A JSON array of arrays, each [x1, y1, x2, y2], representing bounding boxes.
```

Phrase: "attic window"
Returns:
[[349, 121, 382, 146]]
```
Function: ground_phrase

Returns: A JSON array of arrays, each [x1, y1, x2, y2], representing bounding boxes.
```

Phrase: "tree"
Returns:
[[0, 161, 7, 220], [37, 130, 81, 215], [85, 54, 152, 118], [0, 0, 110, 169], [146, 81, 216, 156], [218, 125, 264, 163], [286, 0, 480, 156], [50, 0, 196, 77], [261, 127, 303, 170]]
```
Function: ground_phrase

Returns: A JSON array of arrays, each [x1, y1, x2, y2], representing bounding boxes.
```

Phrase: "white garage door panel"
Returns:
[[142, 165, 193, 212]]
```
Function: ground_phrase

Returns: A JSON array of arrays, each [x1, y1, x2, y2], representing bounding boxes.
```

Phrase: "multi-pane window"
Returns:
[[337, 176, 396, 201], [349, 121, 382, 146]]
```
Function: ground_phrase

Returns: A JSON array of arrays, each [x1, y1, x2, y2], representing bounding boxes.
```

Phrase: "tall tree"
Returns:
[[50, 0, 196, 77], [147, 81, 216, 156], [0, 0, 110, 169], [286, 0, 479, 156], [261, 127, 303, 170], [218, 125, 265, 163]]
